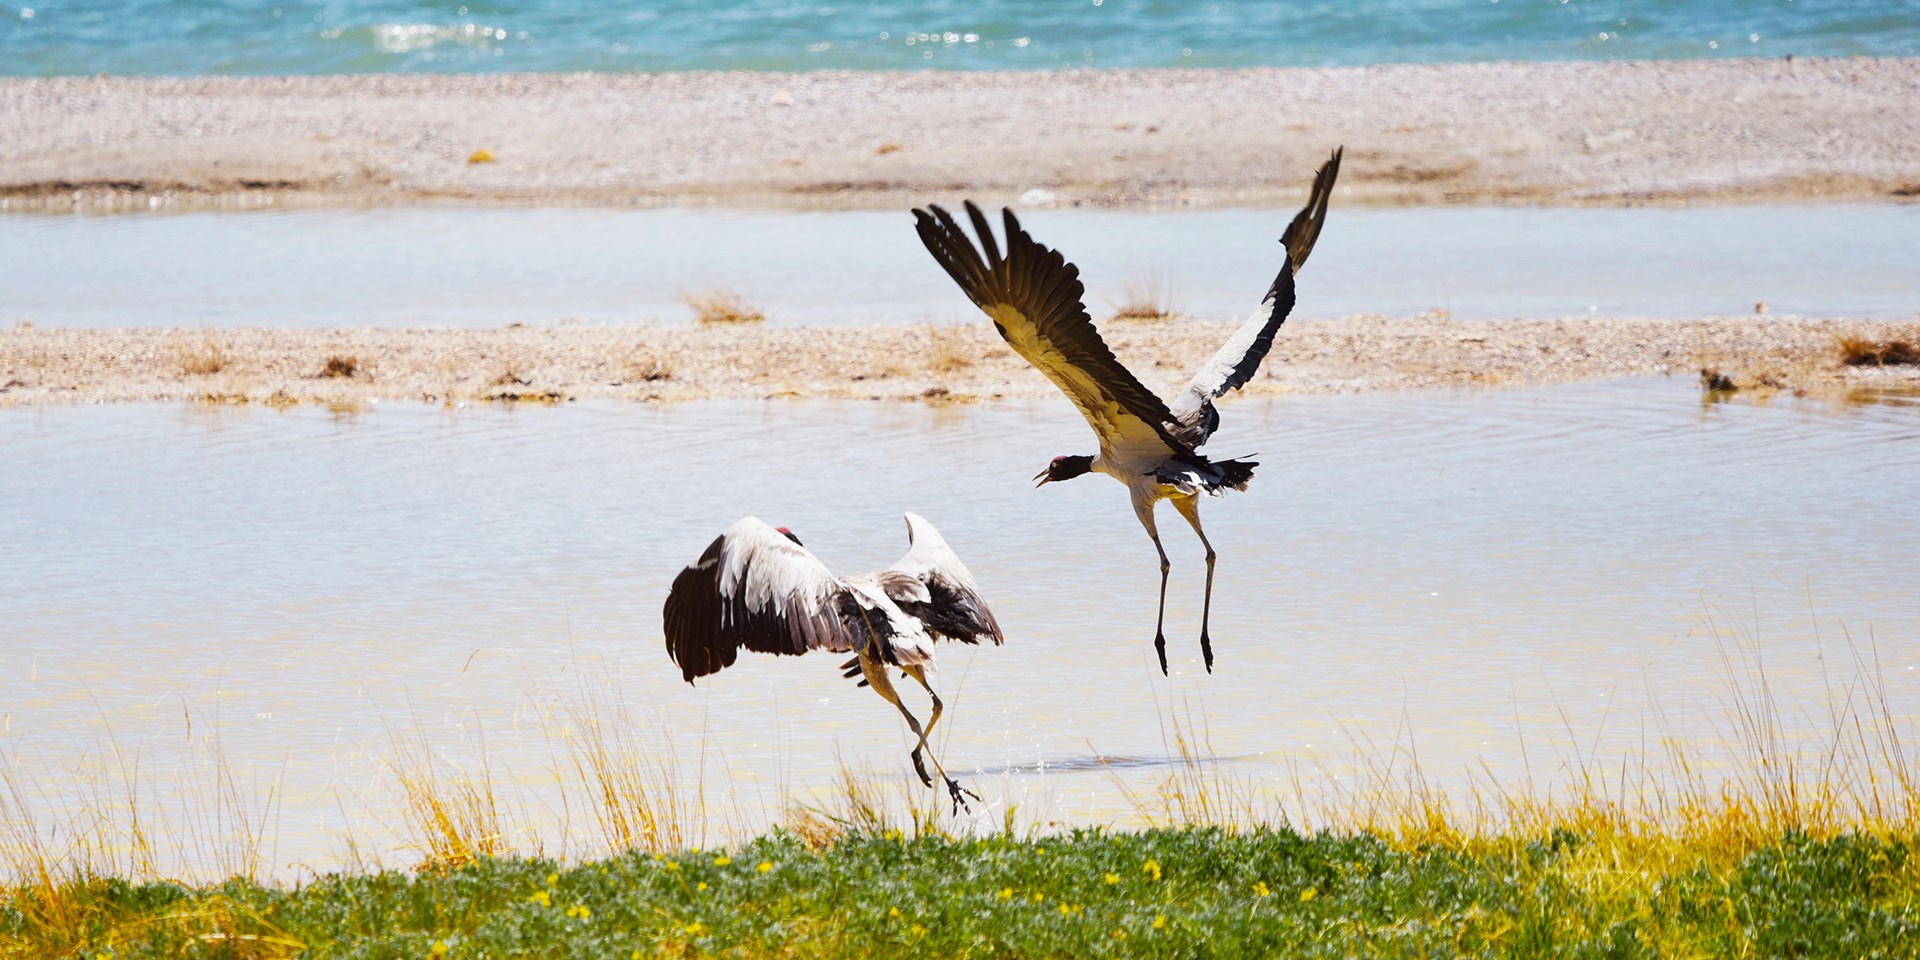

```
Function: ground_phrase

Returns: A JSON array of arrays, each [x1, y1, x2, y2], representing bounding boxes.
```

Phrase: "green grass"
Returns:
[[6, 827, 1917, 958], [6, 630, 1916, 956]]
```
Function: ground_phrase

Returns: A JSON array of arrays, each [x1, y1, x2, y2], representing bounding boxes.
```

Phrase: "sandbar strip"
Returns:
[[4, 59, 1919, 212], [4, 315, 1913, 408]]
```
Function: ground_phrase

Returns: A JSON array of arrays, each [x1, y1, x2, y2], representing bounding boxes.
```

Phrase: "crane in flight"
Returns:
[[912, 148, 1340, 675], [662, 513, 1002, 809]]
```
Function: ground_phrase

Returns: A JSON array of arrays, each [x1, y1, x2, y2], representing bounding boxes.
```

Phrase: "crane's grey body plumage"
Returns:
[[661, 512, 1001, 808], [912, 147, 1341, 674]]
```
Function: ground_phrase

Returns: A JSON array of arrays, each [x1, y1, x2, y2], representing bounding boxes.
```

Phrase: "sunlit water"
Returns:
[[3, 379, 1918, 874], [3, 0, 1915, 76], [4, 204, 1917, 329]]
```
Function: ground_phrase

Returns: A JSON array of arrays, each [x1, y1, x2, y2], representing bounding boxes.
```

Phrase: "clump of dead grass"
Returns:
[[321, 355, 358, 378], [1108, 277, 1179, 323], [625, 347, 673, 383], [178, 340, 229, 376], [686, 289, 766, 325], [924, 326, 975, 375], [1837, 325, 1920, 366]]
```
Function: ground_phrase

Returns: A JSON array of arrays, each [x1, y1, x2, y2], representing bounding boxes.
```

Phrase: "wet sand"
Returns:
[[4, 58, 1919, 212], [4, 315, 1913, 408]]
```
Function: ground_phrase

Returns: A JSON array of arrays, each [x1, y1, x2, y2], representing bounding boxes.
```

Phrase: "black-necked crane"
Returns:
[[662, 513, 1002, 809], [912, 148, 1340, 676]]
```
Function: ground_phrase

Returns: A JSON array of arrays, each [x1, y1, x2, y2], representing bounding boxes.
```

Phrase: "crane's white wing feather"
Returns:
[[663, 517, 920, 682], [1170, 148, 1341, 447], [885, 512, 1004, 646]]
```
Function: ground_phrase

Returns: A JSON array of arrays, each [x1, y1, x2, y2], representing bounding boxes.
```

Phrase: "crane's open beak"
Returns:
[[1032, 468, 1053, 487]]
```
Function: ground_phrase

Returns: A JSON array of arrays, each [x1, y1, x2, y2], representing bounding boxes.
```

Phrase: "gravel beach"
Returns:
[[4, 58, 1918, 212], [5, 315, 1914, 408]]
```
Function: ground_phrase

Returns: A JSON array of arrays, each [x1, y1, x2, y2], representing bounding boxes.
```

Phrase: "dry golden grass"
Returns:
[[321, 354, 358, 378], [686, 289, 767, 325], [178, 339, 229, 376], [385, 731, 512, 871], [1108, 277, 1179, 323], [923, 326, 976, 376], [1837, 324, 1920, 366]]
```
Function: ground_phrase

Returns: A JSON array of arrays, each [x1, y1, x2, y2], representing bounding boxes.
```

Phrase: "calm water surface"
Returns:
[[3, 379, 1918, 872], [4, 205, 1916, 328]]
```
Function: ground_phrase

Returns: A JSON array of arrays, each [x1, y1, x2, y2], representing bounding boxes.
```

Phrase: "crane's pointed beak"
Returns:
[[1032, 469, 1052, 487]]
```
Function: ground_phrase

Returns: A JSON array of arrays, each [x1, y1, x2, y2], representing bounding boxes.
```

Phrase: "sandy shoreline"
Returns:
[[5, 315, 1914, 408], [4, 58, 1919, 212]]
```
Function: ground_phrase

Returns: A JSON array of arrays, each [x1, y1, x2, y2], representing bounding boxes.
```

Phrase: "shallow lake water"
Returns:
[[4, 203, 1917, 329], [3, 378, 1918, 875]]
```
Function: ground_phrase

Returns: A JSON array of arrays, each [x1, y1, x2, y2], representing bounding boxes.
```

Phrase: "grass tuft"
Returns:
[[1837, 326, 1920, 366], [178, 340, 228, 376], [1108, 277, 1179, 323], [321, 354, 358, 378], [686, 289, 767, 325]]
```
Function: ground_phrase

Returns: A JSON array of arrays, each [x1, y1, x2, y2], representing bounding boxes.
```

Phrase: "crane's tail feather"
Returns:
[[1279, 146, 1341, 275]]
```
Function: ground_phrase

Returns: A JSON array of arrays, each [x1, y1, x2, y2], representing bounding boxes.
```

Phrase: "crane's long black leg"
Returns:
[[1134, 496, 1173, 675], [862, 653, 935, 788], [902, 665, 978, 813], [1152, 534, 1172, 675], [1173, 496, 1218, 673]]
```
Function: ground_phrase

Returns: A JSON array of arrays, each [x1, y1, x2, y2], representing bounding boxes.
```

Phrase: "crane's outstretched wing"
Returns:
[[880, 512, 1003, 646], [664, 517, 874, 683], [1170, 147, 1342, 446], [914, 202, 1191, 460]]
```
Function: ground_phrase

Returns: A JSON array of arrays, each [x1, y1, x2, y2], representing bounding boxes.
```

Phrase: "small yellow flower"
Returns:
[[888, 906, 901, 919], [430, 939, 449, 956], [545, 872, 559, 886], [1104, 872, 1120, 885], [883, 829, 902, 842], [1142, 860, 1162, 882], [570, 904, 593, 919], [1031, 891, 1045, 903], [1058, 903, 1072, 916], [528, 890, 551, 907], [996, 887, 1013, 901], [1253, 881, 1271, 898], [631, 951, 643, 960], [683, 920, 706, 936], [909, 923, 928, 937], [663, 861, 680, 872], [1111, 928, 1128, 940], [756, 860, 773, 873], [713, 855, 731, 866], [1152, 914, 1168, 930], [696, 881, 708, 891], [467, 148, 495, 164], [1299, 887, 1317, 902]]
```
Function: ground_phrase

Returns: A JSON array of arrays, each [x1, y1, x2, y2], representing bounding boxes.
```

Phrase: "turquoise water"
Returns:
[[2, 0, 1915, 77]]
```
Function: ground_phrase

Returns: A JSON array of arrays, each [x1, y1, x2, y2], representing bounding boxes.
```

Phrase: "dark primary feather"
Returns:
[[914, 201, 1193, 458], [1170, 147, 1342, 446]]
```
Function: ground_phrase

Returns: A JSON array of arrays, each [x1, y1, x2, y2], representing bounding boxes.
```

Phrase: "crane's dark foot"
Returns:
[[910, 750, 934, 788], [1154, 632, 1169, 675], [944, 776, 980, 814], [1200, 631, 1214, 674]]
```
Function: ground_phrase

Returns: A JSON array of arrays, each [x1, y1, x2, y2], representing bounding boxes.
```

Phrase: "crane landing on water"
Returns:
[[662, 513, 1003, 810], [913, 148, 1341, 675]]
